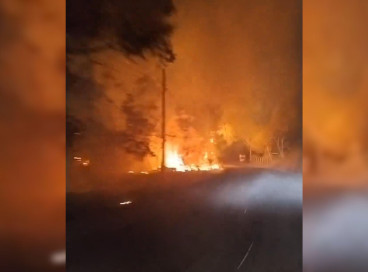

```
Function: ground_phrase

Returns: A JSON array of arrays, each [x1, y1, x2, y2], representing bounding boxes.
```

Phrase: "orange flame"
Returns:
[[164, 143, 221, 172]]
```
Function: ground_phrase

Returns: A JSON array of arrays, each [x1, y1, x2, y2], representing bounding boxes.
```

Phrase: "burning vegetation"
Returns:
[[67, 0, 302, 182]]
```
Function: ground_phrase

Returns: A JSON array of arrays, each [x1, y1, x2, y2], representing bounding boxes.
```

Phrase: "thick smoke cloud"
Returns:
[[67, 0, 176, 173], [0, 0, 66, 269], [304, 0, 368, 184], [167, 0, 301, 152], [67, 0, 302, 181]]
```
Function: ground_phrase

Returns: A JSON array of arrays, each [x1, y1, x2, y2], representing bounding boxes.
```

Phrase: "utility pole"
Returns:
[[161, 67, 167, 172]]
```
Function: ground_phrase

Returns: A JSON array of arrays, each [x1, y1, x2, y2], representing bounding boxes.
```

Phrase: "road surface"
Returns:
[[67, 168, 302, 272]]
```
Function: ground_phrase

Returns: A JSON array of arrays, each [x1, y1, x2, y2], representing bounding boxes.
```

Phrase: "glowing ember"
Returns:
[[120, 201, 132, 205], [128, 170, 135, 174], [73, 156, 82, 161], [82, 160, 90, 166]]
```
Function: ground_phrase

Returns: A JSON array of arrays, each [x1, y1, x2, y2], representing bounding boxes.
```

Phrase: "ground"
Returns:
[[67, 168, 302, 272]]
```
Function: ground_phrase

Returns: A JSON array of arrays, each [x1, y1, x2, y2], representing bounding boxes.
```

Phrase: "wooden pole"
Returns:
[[161, 67, 166, 172]]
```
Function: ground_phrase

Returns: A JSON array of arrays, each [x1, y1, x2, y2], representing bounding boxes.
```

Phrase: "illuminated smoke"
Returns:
[[67, 0, 302, 180], [211, 172, 302, 211]]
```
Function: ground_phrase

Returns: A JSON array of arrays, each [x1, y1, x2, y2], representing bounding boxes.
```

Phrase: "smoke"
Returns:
[[120, 76, 158, 158], [67, 54, 163, 178], [67, 0, 176, 177], [304, 193, 368, 271], [303, 0, 368, 184], [0, 0, 66, 270], [67, 0, 302, 183], [211, 171, 302, 211], [167, 0, 301, 152]]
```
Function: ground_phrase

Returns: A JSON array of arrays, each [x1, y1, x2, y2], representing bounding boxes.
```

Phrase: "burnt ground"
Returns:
[[67, 168, 302, 272]]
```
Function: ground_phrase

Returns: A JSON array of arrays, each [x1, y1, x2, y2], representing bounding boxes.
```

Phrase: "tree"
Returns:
[[66, 0, 177, 161], [67, 0, 175, 62]]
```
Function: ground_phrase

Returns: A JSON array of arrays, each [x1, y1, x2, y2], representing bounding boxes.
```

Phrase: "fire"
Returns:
[[165, 146, 187, 171], [73, 155, 90, 167], [82, 160, 90, 166], [164, 143, 221, 172], [126, 141, 221, 174]]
